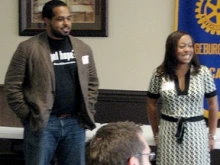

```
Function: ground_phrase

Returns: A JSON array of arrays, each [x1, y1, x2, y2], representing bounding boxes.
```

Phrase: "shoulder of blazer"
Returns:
[[17, 32, 50, 60], [19, 32, 48, 48]]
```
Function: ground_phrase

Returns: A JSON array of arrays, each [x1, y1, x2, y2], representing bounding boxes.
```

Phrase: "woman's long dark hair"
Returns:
[[157, 30, 201, 80]]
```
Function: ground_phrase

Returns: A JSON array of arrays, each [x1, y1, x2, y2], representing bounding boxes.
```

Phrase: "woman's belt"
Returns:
[[161, 114, 204, 144]]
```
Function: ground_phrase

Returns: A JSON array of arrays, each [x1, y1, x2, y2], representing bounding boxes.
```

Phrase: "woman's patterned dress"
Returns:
[[147, 65, 217, 165]]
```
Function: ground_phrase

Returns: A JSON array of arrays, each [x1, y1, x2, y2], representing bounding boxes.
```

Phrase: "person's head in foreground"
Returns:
[[86, 121, 154, 165]]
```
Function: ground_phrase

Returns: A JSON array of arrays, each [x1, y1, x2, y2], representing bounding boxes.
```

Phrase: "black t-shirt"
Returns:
[[48, 36, 80, 115]]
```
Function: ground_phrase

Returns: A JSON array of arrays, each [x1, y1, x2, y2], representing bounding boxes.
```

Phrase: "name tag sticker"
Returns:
[[82, 55, 89, 64], [161, 82, 175, 91]]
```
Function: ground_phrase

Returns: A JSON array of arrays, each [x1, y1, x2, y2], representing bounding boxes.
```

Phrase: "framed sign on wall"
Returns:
[[19, 0, 108, 37]]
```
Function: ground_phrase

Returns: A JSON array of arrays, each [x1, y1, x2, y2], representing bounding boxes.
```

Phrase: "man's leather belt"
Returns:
[[57, 114, 72, 118], [161, 114, 204, 144]]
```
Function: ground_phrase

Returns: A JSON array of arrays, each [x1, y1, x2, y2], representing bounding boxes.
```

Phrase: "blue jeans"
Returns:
[[23, 115, 85, 165]]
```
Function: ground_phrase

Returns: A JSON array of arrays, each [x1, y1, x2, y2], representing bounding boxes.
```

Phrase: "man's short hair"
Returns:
[[42, 0, 68, 19], [86, 121, 145, 165]]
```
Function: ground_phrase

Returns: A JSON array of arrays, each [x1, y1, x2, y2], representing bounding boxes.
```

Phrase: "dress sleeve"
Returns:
[[147, 69, 161, 99], [202, 66, 217, 98]]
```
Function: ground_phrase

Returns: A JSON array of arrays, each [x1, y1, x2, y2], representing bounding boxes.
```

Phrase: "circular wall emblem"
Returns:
[[195, 0, 220, 35]]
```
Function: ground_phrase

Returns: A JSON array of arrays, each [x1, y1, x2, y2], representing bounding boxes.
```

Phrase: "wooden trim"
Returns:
[[0, 85, 219, 127], [95, 89, 151, 124], [98, 89, 147, 103]]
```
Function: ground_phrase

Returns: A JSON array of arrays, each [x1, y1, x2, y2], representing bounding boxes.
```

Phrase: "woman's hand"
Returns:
[[154, 135, 158, 146]]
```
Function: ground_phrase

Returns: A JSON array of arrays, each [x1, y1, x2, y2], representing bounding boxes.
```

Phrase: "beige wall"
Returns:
[[0, 0, 174, 90]]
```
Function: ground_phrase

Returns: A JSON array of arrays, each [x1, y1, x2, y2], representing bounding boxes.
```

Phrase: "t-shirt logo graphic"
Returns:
[[50, 50, 76, 65]]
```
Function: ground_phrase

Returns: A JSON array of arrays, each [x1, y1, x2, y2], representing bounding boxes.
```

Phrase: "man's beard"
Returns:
[[50, 25, 70, 38]]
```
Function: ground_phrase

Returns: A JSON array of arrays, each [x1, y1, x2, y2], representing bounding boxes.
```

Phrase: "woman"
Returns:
[[147, 30, 218, 165]]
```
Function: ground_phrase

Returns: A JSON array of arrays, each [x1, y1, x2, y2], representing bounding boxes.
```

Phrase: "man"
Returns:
[[4, 1, 99, 165], [86, 122, 155, 165]]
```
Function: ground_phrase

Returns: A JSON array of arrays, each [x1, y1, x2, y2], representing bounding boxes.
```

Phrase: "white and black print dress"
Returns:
[[147, 65, 217, 165]]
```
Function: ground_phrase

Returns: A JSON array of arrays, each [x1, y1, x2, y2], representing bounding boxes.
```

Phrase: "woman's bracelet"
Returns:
[[154, 134, 159, 140], [208, 133, 217, 140]]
